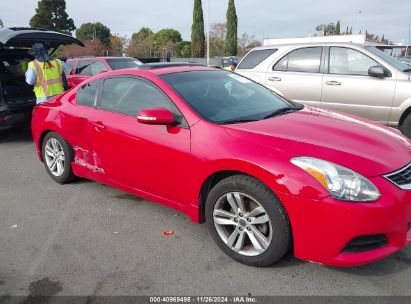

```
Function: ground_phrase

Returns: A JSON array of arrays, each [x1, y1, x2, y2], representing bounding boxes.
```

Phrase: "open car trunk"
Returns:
[[0, 27, 84, 107], [0, 49, 36, 106]]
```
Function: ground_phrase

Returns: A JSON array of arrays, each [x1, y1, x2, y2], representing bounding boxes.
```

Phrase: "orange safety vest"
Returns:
[[28, 59, 64, 98]]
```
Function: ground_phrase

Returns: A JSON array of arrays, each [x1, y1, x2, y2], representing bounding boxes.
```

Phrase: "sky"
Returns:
[[1, 0, 410, 44]]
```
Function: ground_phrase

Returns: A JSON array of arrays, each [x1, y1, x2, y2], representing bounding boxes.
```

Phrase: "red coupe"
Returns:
[[31, 65, 411, 267]]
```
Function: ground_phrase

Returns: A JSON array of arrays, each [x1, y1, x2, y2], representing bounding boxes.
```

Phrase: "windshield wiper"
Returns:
[[262, 107, 297, 119], [403, 69, 411, 72], [219, 118, 260, 125]]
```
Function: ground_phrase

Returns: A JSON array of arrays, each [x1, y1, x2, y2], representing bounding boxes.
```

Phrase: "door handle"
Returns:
[[268, 77, 282, 82], [92, 121, 105, 132], [80, 115, 88, 119], [325, 81, 342, 86]]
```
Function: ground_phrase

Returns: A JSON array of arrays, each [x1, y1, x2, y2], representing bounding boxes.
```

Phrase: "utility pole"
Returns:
[[206, 0, 210, 65]]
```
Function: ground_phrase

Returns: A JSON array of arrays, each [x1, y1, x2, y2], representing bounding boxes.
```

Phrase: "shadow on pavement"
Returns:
[[0, 127, 33, 143]]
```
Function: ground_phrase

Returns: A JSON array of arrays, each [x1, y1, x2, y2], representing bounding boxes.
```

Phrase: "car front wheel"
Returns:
[[205, 175, 291, 267], [42, 132, 76, 184]]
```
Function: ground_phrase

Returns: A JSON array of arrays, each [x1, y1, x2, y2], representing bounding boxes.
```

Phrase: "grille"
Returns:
[[384, 163, 411, 190], [342, 235, 388, 253]]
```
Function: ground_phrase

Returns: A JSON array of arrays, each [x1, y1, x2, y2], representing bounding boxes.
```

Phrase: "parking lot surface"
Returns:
[[1, 128, 411, 297]]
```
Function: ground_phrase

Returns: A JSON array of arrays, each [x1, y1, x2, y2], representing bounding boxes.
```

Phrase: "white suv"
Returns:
[[236, 43, 411, 137]]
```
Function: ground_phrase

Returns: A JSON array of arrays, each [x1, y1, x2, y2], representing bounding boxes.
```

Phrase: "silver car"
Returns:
[[236, 43, 411, 137]]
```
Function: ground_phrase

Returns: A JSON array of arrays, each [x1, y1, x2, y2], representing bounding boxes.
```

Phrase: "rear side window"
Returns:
[[237, 49, 277, 69], [76, 81, 98, 107], [90, 61, 108, 75], [274, 47, 323, 73], [75, 60, 94, 75]]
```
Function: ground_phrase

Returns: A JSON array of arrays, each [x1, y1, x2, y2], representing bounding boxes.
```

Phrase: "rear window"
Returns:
[[237, 49, 277, 70], [106, 59, 143, 70]]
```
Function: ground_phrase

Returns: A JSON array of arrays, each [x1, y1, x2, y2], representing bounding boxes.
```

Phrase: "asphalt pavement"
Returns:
[[1, 128, 411, 297]]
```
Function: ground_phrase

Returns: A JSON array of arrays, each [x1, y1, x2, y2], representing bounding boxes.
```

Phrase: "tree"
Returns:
[[238, 32, 261, 56], [178, 41, 192, 58], [153, 28, 182, 46], [62, 39, 106, 57], [29, 0, 75, 34], [131, 27, 153, 41], [209, 22, 226, 57], [76, 22, 111, 46], [335, 20, 341, 35], [191, 0, 205, 57], [127, 35, 155, 58], [225, 0, 238, 56], [316, 23, 336, 36], [109, 34, 127, 56], [350, 27, 353, 34], [0, 19, 3, 28], [345, 26, 348, 35]]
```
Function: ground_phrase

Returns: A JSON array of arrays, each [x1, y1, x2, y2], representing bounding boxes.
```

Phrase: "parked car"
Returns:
[[0, 27, 83, 131], [399, 56, 411, 67], [236, 43, 411, 137], [66, 57, 143, 88], [32, 65, 411, 267]]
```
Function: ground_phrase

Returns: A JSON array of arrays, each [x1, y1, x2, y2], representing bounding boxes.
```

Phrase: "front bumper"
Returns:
[[277, 176, 411, 267]]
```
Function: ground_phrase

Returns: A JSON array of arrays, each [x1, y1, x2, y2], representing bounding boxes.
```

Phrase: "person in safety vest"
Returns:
[[25, 43, 67, 104]]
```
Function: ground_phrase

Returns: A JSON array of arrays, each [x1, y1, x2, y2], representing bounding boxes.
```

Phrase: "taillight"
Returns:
[[0, 115, 8, 122]]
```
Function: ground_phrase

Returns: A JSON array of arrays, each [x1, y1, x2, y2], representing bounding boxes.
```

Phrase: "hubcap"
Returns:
[[44, 138, 65, 177], [213, 192, 272, 256]]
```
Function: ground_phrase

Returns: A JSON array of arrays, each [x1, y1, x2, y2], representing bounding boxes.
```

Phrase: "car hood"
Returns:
[[224, 106, 411, 177], [0, 27, 84, 48]]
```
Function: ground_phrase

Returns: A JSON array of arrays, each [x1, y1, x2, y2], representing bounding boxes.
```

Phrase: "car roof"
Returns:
[[68, 56, 138, 61], [252, 42, 368, 50], [104, 65, 218, 77]]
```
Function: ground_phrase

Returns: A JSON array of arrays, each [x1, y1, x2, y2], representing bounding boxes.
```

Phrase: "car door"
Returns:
[[69, 80, 102, 177], [265, 46, 324, 106], [87, 76, 191, 204], [321, 46, 396, 123]]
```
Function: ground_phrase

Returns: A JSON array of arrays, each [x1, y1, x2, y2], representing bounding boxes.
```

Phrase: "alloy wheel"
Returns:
[[213, 192, 273, 256], [44, 138, 65, 177]]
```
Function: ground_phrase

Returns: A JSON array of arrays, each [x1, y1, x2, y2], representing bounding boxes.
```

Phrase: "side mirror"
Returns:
[[368, 66, 385, 78], [137, 108, 176, 125]]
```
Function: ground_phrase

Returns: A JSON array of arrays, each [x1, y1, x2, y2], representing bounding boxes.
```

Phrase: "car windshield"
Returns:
[[365, 46, 411, 72], [160, 70, 300, 124], [106, 58, 143, 70]]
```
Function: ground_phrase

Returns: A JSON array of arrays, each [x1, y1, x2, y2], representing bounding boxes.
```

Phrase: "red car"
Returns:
[[31, 65, 411, 267], [65, 56, 142, 88]]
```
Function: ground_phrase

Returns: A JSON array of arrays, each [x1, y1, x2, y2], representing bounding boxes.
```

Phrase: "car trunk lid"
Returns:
[[0, 27, 84, 49]]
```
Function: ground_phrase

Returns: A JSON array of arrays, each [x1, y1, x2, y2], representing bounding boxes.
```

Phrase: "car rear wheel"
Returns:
[[42, 132, 76, 184], [400, 113, 411, 139], [205, 175, 291, 267]]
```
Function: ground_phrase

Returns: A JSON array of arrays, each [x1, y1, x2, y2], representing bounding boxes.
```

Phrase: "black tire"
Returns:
[[205, 174, 291, 267], [400, 113, 411, 139], [41, 132, 76, 184]]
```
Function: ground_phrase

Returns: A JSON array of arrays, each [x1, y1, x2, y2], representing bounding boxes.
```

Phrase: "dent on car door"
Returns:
[[265, 47, 324, 105], [70, 80, 102, 175], [89, 76, 191, 204], [321, 46, 395, 123]]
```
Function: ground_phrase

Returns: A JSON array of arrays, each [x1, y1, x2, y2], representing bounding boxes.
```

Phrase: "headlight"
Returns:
[[291, 157, 380, 202]]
